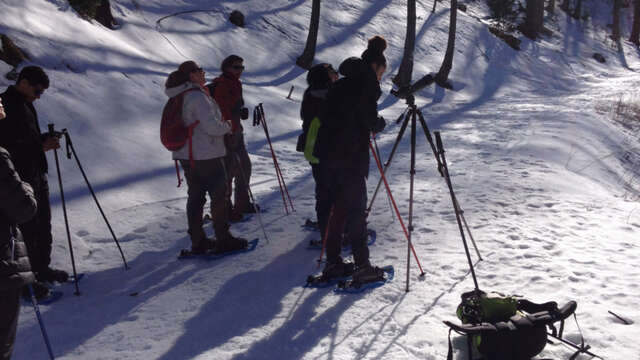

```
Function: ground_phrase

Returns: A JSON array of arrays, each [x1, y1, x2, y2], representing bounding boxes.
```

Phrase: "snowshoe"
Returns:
[[335, 265, 394, 294], [178, 238, 259, 260]]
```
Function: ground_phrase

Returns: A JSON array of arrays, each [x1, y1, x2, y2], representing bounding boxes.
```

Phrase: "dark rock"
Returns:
[[488, 26, 521, 50], [593, 53, 606, 63], [457, 4, 468, 12], [94, 0, 117, 29], [229, 10, 245, 27], [0, 34, 29, 67]]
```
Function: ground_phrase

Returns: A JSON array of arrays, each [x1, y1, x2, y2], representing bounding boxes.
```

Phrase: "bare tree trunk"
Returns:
[[296, 0, 321, 70], [612, 0, 622, 40], [573, 0, 583, 18], [394, 0, 416, 87], [630, 0, 640, 45], [435, 0, 457, 88], [95, 0, 116, 29], [432, 0, 437, 13], [547, 0, 556, 14], [524, 0, 545, 39]]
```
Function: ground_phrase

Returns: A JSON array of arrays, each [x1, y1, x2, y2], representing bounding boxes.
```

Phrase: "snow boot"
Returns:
[[212, 233, 248, 254], [322, 259, 355, 280], [22, 281, 50, 301], [37, 267, 69, 283], [351, 265, 385, 285]]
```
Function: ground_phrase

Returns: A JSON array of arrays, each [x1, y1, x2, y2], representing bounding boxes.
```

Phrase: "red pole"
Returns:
[[369, 137, 425, 276]]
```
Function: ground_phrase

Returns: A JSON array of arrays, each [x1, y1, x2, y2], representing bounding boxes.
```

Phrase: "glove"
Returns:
[[372, 116, 386, 134], [240, 107, 249, 120]]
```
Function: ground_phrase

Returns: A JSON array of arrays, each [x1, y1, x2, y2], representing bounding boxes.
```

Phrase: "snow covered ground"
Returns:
[[1, 0, 639, 359]]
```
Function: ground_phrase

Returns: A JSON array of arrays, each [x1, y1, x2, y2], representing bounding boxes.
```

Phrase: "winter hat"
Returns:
[[165, 70, 190, 88], [221, 54, 244, 72], [361, 35, 387, 68], [306, 63, 334, 89]]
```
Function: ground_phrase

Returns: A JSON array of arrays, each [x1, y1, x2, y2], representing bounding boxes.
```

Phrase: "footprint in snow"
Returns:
[[76, 230, 90, 237], [134, 226, 148, 233]]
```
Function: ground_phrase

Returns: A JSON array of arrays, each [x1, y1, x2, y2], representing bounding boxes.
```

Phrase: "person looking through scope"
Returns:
[[314, 36, 388, 284]]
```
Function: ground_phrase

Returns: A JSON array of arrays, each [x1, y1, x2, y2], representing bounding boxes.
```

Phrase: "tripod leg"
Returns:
[[417, 110, 444, 176], [454, 197, 482, 261], [406, 109, 417, 292], [52, 147, 80, 295], [366, 109, 411, 216], [65, 137, 128, 270], [435, 132, 480, 291]]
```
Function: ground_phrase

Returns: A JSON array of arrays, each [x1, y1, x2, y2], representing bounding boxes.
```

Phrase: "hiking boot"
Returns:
[[242, 203, 260, 214], [212, 234, 248, 254], [37, 267, 69, 283], [352, 265, 385, 284], [322, 260, 355, 280], [229, 208, 245, 223], [22, 281, 50, 301]]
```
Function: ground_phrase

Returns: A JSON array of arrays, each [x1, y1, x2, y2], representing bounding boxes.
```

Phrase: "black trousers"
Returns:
[[324, 168, 370, 268], [181, 158, 229, 248], [20, 175, 53, 274], [226, 133, 251, 212], [311, 163, 331, 237], [0, 287, 20, 360]]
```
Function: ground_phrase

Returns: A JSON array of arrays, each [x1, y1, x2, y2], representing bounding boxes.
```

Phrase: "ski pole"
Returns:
[[48, 125, 80, 296], [366, 110, 411, 217], [317, 205, 335, 267], [62, 129, 129, 270], [257, 104, 295, 213], [372, 136, 395, 222], [10, 231, 55, 360], [255, 105, 288, 214], [234, 153, 269, 244], [28, 285, 56, 360], [369, 137, 425, 277]]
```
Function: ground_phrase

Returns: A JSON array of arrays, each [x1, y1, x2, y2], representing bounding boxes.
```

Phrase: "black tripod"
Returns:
[[49, 124, 129, 295], [367, 94, 482, 292]]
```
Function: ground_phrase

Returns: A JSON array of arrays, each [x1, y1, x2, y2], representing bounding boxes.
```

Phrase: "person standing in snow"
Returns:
[[166, 61, 248, 254], [0, 145, 38, 360], [0, 66, 68, 300], [299, 63, 339, 237], [315, 36, 388, 283], [207, 55, 255, 222]]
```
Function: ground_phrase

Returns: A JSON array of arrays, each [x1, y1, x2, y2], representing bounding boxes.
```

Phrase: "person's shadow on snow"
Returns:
[[157, 240, 358, 360]]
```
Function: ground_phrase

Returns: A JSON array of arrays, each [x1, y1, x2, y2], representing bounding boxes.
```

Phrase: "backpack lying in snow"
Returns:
[[444, 290, 599, 360]]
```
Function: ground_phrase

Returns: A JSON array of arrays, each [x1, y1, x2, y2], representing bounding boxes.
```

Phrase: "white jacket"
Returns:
[[165, 82, 231, 160]]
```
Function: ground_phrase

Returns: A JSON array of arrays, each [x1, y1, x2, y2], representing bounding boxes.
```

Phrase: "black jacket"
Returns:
[[0, 147, 37, 291], [0, 85, 49, 185], [316, 57, 381, 178]]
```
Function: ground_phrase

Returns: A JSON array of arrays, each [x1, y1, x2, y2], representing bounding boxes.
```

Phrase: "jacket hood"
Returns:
[[338, 57, 368, 78], [165, 82, 199, 98]]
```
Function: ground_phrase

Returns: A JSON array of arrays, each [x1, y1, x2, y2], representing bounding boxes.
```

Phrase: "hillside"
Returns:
[[1, 0, 639, 359]]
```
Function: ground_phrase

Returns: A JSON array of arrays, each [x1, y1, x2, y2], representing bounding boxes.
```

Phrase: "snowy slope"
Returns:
[[1, 0, 639, 359]]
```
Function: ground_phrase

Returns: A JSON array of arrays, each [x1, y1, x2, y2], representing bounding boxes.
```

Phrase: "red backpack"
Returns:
[[160, 88, 200, 186]]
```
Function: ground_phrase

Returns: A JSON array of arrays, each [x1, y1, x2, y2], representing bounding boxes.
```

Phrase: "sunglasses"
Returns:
[[192, 67, 204, 73], [232, 65, 245, 70], [34, 87, 46, 96]]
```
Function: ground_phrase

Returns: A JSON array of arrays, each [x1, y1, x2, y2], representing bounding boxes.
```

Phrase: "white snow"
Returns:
[[1, 0, 639, 359]]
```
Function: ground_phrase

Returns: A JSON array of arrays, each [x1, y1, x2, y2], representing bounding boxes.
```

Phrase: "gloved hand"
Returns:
[[372, 116, 386, 134], [240, 107, 249, 120]]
